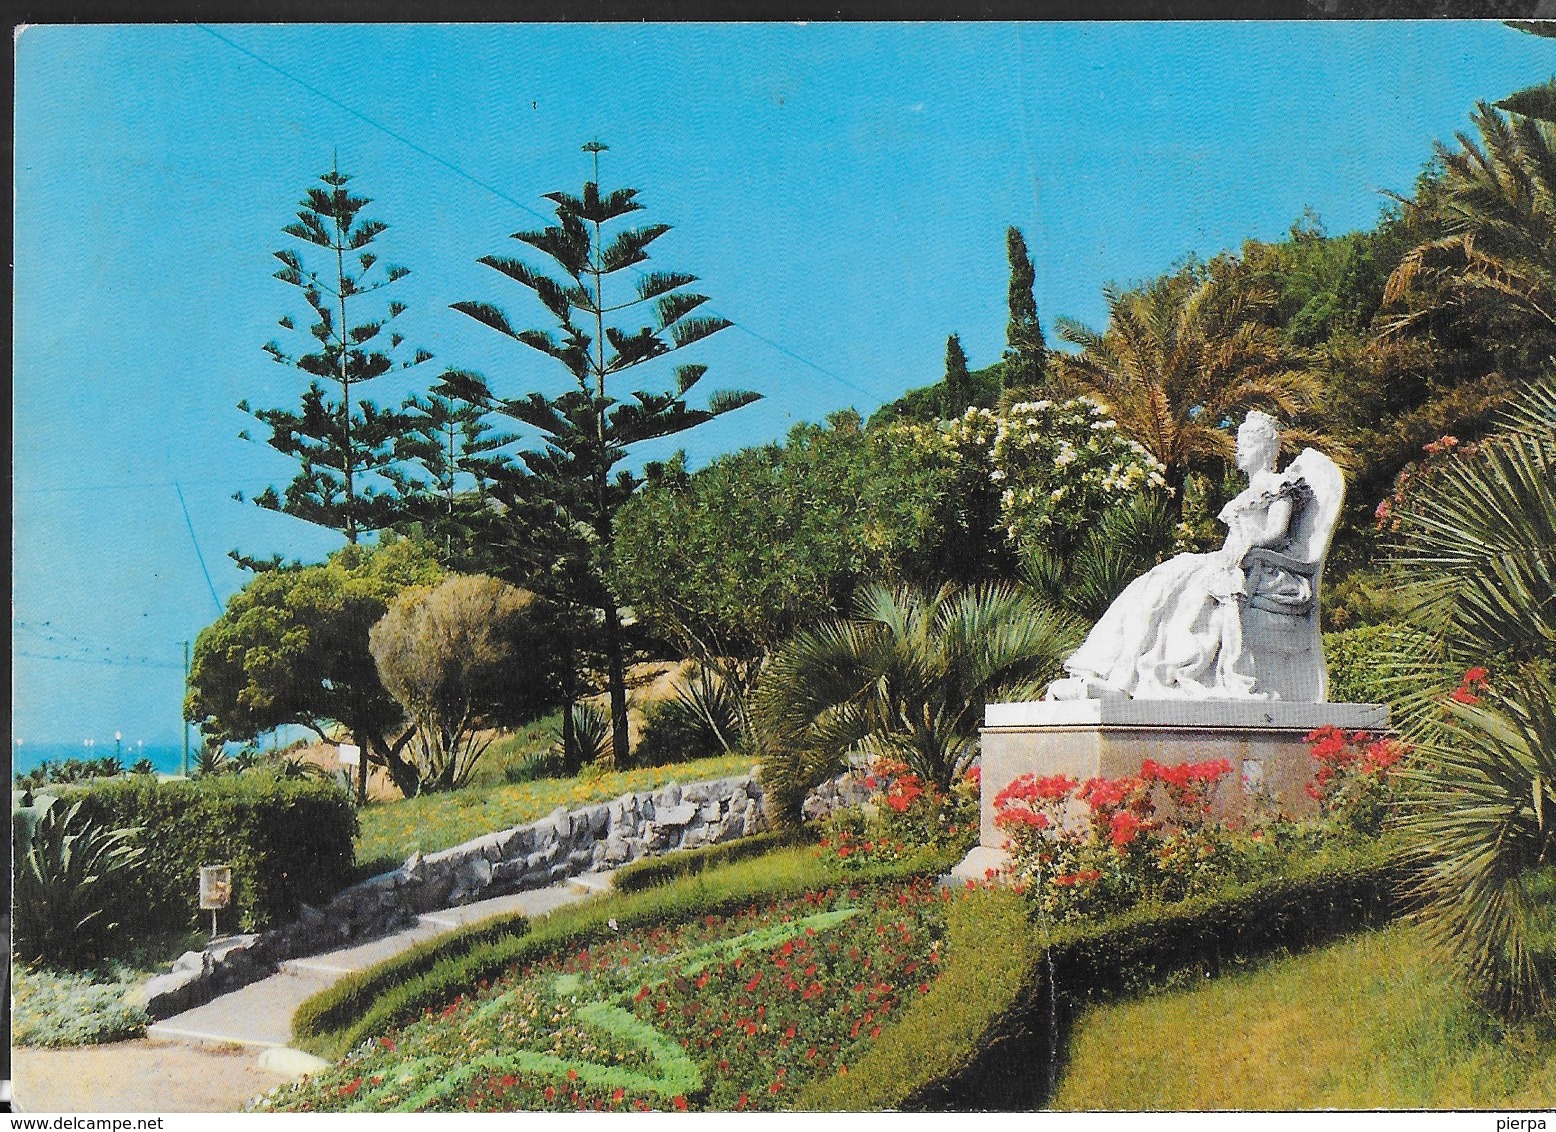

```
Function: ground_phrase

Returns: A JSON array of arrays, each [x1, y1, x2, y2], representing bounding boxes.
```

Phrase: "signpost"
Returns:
[[199, 864, 232, 940]]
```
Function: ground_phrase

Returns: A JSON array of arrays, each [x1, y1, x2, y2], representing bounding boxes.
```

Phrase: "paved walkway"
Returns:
[[14, 875, 608, 1113]]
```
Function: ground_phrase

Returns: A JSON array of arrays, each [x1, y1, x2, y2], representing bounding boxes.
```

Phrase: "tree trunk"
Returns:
[[367, 729, 422, 799], [602, 602, 630, 768]]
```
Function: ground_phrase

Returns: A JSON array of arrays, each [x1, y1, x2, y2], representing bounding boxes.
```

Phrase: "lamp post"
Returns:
[[115, 731, 122, 762]]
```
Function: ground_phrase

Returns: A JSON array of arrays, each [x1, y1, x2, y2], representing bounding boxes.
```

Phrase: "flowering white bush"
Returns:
[[940, 397, 1168, 547]]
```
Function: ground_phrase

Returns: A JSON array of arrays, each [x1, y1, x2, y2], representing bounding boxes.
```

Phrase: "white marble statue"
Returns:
[[1045, 411, 1343, 703]]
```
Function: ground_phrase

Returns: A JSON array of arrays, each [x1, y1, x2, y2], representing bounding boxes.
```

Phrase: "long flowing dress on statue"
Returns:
[[1060, 474, 1311, 700]]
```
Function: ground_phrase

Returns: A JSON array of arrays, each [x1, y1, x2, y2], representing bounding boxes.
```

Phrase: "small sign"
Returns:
[[338, 743, 361, 767], [200, 865, 233, 911]]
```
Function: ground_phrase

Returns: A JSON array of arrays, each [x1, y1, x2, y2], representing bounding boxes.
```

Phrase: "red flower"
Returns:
[[611, 1088, 625, 1103], [1451, 687, 1480, 705], [1109, 810, 1145, 848], [672, 1096, 688, 1111]]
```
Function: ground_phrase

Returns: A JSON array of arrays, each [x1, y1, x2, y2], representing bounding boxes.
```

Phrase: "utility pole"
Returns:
[[183, 639, 191, 777]]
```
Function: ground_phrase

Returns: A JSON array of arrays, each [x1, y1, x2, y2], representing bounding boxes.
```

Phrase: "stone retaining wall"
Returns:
[[137, 771, 766, 1019]]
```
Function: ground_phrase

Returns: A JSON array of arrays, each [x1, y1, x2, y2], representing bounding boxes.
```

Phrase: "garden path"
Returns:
[[13, 873, 611, 1113]]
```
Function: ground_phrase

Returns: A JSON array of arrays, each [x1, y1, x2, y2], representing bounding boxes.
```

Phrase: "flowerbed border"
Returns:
[[800, 837, 1408, 1111], [293, 842, 960, 1060]]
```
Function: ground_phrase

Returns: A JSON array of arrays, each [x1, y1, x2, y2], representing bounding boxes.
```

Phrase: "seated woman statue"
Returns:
[[1046, 410, 1314, 702]]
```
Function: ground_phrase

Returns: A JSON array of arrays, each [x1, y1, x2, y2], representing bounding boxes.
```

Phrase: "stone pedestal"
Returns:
[[951, 699, 1389, 882]]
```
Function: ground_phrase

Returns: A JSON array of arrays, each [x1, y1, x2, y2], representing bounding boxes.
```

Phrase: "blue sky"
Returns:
[[13, 21, 1552, 747]]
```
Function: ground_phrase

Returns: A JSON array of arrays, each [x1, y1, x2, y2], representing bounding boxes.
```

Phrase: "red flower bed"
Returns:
[[258, 878, 954, 1113]]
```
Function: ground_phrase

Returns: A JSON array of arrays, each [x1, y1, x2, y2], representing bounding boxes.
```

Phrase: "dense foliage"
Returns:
[[370, 574, 549, 792], [186, 537, 443, 798], [12, 965, 151, 1047], [756, 582, 1083, 817], [12, 796, 146, 969], [612, 412, 998, 688], [68, 774, 357, 934], [1386, 375, 1556, 1018]]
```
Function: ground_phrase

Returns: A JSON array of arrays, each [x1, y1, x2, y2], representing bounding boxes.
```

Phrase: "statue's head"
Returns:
[[1236, 410, 1281, 473]]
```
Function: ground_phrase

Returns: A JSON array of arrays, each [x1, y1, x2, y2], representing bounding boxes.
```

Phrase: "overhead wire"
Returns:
[[195, 23, 891, 407]]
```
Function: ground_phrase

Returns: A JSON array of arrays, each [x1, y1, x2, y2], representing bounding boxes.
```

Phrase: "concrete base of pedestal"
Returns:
[[967, 699, 1390, 858]]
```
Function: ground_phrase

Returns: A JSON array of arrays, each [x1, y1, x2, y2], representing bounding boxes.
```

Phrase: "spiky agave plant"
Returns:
[[1388, 372, 1556, 1017], [12, 797, 145, 969], [755, 582, 1085, 823]]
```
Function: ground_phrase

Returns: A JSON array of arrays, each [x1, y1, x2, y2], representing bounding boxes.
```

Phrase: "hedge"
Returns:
[[65, 774, 357, 935], [612, 830, 798, 893], [1322, 623, 1435, 709], [801, 837, 1408, 1111], [293, 842, 961, 1060]]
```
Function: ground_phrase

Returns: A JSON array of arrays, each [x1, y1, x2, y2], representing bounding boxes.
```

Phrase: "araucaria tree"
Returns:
[[1004, 227, 1049, 391], [442, 142, 762, 762], [238, 164, 432, 543]]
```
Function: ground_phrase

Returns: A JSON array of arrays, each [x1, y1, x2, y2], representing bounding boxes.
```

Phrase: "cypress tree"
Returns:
[[943, 333, 972, 415], [1004, 226, 1049, 391]]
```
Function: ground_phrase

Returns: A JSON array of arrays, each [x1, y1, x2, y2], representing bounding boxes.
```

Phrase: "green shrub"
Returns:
[[612, 830, 798, 892], [1322, 622, 1434, 707], [11, 965, 150, 1047], [797, 885, 1033, 1111], [806, 837, 1405, 1111], [67, 774, 357, 935], [294, 843, 958, 1059], [633, 696, 727, 767], [12, 796, 146, 969]]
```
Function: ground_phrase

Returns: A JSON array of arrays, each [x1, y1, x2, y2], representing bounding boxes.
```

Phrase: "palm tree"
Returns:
[[1020, 494, 1175, 622], [1390, 372, 1556, 1019], [1383, 103, 1556, 343], [1051, 257, 1328, 507], [755, 582, 1085, 821]]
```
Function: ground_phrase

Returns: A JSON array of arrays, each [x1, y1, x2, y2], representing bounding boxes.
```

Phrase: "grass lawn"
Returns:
[[1052, 920, 1556, 1110], [353, 752, 757, 875]]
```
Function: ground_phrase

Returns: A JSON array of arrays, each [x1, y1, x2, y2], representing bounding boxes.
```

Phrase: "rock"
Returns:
[[258, 1047, 331, 1079], [603, 836, 631, 864], [656, 802, 698, 827], [584, 804, 610, 837], [457, 856, 494, 891], [568, 847, 595, 872], [492, 859, 527, 884], [682, 782, 708, 804], [699, 801, 722, 823], [135, 967, 206, 1017], [643, 824, 669, 852], [653, 783, 683, 810], [172, 949, 211, 975], [401, 851, 425, 883], [474, 833, 505, 863], [496, 827, 530, 859], [525, 848, 557, 873]]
